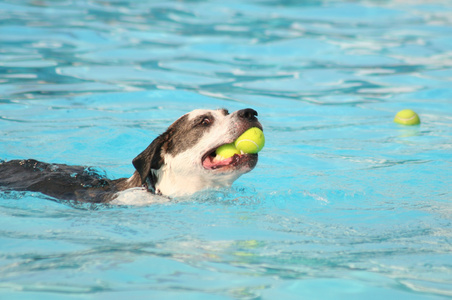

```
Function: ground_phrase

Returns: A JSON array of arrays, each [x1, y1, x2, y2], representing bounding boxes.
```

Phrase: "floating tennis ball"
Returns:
[[215, 143, 240, 159], [234, 127, 265, 154], [394, 109, 420, 125]]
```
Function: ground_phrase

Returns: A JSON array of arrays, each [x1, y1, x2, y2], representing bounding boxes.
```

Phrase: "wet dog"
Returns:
[[0, 108, 263, 203]]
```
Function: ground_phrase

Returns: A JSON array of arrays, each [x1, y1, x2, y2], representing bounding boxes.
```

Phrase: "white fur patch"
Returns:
[[111, 188, 170, 206]]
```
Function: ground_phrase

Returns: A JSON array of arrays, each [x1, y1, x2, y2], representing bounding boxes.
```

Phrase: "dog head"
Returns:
[[131, 108, 263, 197]]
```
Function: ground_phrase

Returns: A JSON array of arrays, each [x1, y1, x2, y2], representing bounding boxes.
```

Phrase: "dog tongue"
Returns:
[[203, 154, 237, 169]]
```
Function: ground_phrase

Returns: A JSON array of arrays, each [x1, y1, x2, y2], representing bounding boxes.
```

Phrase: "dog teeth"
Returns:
[[240, 150, 244, 155], [213, 154, 224, 162]]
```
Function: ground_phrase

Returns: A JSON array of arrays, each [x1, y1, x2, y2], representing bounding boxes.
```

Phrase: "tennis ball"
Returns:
[[394, 109, 420, 125], [215, 143, 240, 159], [234, 127, 265, 154]]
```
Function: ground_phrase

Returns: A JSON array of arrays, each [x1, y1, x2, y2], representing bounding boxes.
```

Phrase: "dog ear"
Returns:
[[132, 134, 167, 190]]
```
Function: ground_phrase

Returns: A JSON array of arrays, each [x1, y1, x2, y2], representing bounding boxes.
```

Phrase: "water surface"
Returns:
[[1, 0, 452, 299]]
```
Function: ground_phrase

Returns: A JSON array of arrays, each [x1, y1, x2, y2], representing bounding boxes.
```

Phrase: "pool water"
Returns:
[[1, 0, 452, 298]]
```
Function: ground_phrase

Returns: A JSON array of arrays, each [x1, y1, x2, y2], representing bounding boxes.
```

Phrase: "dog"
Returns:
[[0, 108, 263, 203]]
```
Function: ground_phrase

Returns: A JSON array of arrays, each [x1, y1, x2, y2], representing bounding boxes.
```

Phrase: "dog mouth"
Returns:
[[202, 148, 258, 171], [202, 122, 262, 171]]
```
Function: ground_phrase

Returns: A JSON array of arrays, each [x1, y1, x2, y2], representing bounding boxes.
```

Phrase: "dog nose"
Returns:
[[237, 108, 258, 120]]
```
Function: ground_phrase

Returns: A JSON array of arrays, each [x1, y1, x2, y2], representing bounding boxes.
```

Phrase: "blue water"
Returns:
[[1, 0, 452, 298]]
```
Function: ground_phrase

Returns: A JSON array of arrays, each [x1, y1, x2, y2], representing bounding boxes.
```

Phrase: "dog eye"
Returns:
[[200, 117, 212, 126]]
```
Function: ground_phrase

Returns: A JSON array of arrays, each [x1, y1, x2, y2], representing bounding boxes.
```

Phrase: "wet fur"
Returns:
[[0, 108, 262, 203]]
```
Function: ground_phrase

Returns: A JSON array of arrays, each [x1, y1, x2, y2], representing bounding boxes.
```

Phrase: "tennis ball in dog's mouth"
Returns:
[[215, 143, 240, 159], [394, 109, 420, 125], [234, 127, 265, 154]]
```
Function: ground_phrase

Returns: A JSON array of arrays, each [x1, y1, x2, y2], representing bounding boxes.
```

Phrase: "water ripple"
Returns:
[[1, 0, 452, 299]]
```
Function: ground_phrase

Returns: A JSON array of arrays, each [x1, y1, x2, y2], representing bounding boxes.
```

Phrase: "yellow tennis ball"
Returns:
[[394, 109, 420, 125], [215, 143, 240, 159], [234, 127, 265, 154]]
